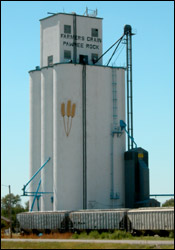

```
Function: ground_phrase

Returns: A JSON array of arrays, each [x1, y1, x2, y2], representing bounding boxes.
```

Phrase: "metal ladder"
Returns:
[[110, 67, 120, 201], [112, 67, 118, 132]]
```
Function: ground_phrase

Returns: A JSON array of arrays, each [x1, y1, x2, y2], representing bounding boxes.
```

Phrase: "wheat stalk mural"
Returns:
[[61, 100, 76, 137]]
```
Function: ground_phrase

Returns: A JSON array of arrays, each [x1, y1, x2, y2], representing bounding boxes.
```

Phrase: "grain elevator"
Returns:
[[27, 11, 126, 212], [23, 10, 157, 213]]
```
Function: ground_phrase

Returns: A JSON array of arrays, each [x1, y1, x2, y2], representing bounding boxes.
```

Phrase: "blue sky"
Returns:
[[1, 1, 174, 206]]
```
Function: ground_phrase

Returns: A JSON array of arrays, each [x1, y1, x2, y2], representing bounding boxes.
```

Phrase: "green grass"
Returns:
[[2, 230, 174, 249], [71, 230, 132, 240], [1, 242, 174, 249], [71, 230, 173, 241]]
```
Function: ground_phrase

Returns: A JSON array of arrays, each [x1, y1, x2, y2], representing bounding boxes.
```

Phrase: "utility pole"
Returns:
[[8, 185, 12, 238]]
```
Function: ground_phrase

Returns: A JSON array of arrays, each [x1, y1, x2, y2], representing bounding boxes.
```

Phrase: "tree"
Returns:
[[1, 194, 21, 211], [162, 198, 174, 207], [1, 193, 28, 231]]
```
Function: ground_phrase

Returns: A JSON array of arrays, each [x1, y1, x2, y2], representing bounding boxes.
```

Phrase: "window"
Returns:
[[64, 50, 71, 59], [48, 55, 53, 66], [79, 55, 88, 65], [91, 28, 98, 37], [91, 53, 98, 63], [64, 25, 71, 34]]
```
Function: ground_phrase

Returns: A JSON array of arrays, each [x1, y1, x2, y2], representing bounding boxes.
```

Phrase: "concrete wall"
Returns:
[[29, 64, 125, 211], [40, 16, 60, 67], [53, 64, 83, 210], [86, 66, 125, 209], [40, 13, 102, 67]]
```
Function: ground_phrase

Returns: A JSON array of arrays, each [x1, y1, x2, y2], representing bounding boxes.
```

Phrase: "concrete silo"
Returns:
[[40, 68, 53, 211], [28, 11, 126, 211], [29, 71, 41, 211]]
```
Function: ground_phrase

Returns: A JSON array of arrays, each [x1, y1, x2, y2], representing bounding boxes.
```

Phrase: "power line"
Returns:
[[107, 36, 123, 66], [94, 34, 125, 64], [113, 43, 125, 65], [2, 184, 9, 187]]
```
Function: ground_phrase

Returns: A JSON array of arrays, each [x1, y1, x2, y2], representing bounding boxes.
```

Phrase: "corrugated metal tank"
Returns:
[[17, 211, 67, 231], [127, 207, 174, 231], [69, 209, 127, 230], [17, 207, 174, 231], [29, 71, 41, 211], [17, 209, 127, 231]]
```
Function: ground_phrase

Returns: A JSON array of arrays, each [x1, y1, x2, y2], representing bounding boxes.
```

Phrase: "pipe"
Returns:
[[125, 27, 134, 150], [30, 178, 41, 212], [82, 65, 87, 209], [110, 125, 114, 199], [73, 14, 77, 63], [22, 157, 51, 193]]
